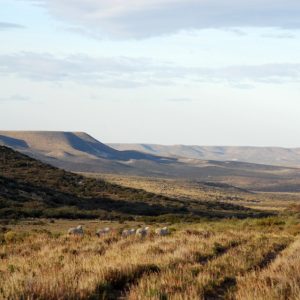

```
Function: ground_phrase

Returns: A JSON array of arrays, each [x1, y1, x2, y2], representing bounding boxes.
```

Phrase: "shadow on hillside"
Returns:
[[0, 135, 28, 149], [0, 175, 271, 220], [0, 176, 180, 216]]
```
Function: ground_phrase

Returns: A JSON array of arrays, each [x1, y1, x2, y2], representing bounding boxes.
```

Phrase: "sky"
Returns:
[[0, 0, 300, 147]]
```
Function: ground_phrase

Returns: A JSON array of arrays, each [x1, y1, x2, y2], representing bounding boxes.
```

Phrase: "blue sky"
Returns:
[[1, 0, 300, 146]]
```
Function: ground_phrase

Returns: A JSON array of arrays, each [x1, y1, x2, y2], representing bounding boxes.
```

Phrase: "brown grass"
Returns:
[[234, 237, 300, 300], [83, 173, 300, 212], [1, 217, 300, 299]]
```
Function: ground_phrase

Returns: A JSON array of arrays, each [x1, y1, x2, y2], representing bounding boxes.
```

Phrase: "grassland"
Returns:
[[83, 173, 300, 212], [0, 146, 269, 220], [1, 217, 300, 299], [2, 146, 300, 299]]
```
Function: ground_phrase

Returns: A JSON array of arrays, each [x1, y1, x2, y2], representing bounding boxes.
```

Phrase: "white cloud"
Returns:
[[0, 52, 300, 87], [26, 0, 300, 38], [0, 52, 167, 85], [0, 94, 29, 102], [0, 22, 25, 30], [168, 97, 194, 102], [261, 32, 296, 39]]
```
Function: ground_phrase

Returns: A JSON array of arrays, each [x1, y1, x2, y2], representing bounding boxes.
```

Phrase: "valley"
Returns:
[[1, 135, 300, 299], [1, 131, 300, 193]]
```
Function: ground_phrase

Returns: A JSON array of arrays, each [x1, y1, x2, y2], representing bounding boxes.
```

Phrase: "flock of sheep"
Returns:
[[67, 225, 170, 237]]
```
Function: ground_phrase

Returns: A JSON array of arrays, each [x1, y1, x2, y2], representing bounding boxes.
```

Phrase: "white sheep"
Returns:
[[122, 228, 136, 237], [136, 227, 150, 238], [96, 227, 111, 237], [129, 228, 136, 235], [122, 229, 129, 237], [68, 225, 84, 236], [155, 227, 170, 236]]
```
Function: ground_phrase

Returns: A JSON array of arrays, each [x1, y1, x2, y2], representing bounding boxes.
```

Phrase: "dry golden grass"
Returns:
[[1, 217, 300, 299], [234, 236, 300, 300], [128, 234, 291, 299], [82, 173, 300, 212]]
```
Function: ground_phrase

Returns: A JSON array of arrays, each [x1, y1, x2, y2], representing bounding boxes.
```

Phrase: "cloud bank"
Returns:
[[27, 0, 300, 38], [0, 94, 29, 102], [0, 22, 24, 30], [1, 52, 300, 87]]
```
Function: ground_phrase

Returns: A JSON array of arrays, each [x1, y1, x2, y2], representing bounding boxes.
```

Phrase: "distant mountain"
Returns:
[[0, 131, 175, 173], [109, 144, 300, 168], [1, 131, 300, 192], [0, 131, 169, 162]]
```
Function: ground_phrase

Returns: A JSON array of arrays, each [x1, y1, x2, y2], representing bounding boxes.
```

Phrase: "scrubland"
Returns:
[[1, 146, 266, 221], [1, 217, 300, 300], [86, 173, 300, 212], [2, 146, 300, 299]]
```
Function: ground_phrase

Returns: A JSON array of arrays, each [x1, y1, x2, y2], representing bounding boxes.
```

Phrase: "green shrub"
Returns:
[[4, 231, 19, 243], [4, 231, 28, 243]]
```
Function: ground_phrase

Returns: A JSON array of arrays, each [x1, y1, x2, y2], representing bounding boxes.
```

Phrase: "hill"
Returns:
[[0, 130, 179, 175], [0, 131, 170, 162], [2, 131, 300, 192], [0, 146, 265, 220], [110, 144, 300, 168]]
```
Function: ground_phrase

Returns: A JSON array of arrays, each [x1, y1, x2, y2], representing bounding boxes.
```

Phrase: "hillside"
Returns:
[[110, 144, 300, 168], [0, 146, 266, 220], [0, 131, 170, 162], [2, 131, 300, 192]]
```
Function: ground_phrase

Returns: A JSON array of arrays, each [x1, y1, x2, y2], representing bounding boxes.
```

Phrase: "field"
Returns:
[[1, 217, 300, 300], [1, 145, 270, 221], [83, 173, 300, 212], [2, 146, 300, 299]]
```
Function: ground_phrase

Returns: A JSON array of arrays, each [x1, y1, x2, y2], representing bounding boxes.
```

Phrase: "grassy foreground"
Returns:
[[1, 217, 300, 299]]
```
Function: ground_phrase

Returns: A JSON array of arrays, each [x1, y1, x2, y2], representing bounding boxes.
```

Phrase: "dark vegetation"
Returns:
[[0, 146, 270, 220]]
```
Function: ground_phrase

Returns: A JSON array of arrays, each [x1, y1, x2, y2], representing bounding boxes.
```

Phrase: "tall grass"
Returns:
[[234, 238, 300, 300], [0, 218, 298, 299]]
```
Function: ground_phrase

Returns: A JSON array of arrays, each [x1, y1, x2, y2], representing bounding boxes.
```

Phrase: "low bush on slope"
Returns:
[[0, 146, 270, 220]]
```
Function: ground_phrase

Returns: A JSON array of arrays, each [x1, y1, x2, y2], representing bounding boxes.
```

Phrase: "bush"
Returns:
[[4, 231, 19, 243], [4, 231, 27, 243], [255, 217, 286, 227]]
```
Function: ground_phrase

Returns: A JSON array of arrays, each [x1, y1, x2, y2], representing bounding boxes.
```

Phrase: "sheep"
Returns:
[[129, 228, 136, 235], [122, 228, 136, 237], [155, 227, 170, 236], [122, 229, 129, 237], [68, 225, 84, 236], [136, 227, 150, 238], [96, 227, 111, 237]]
